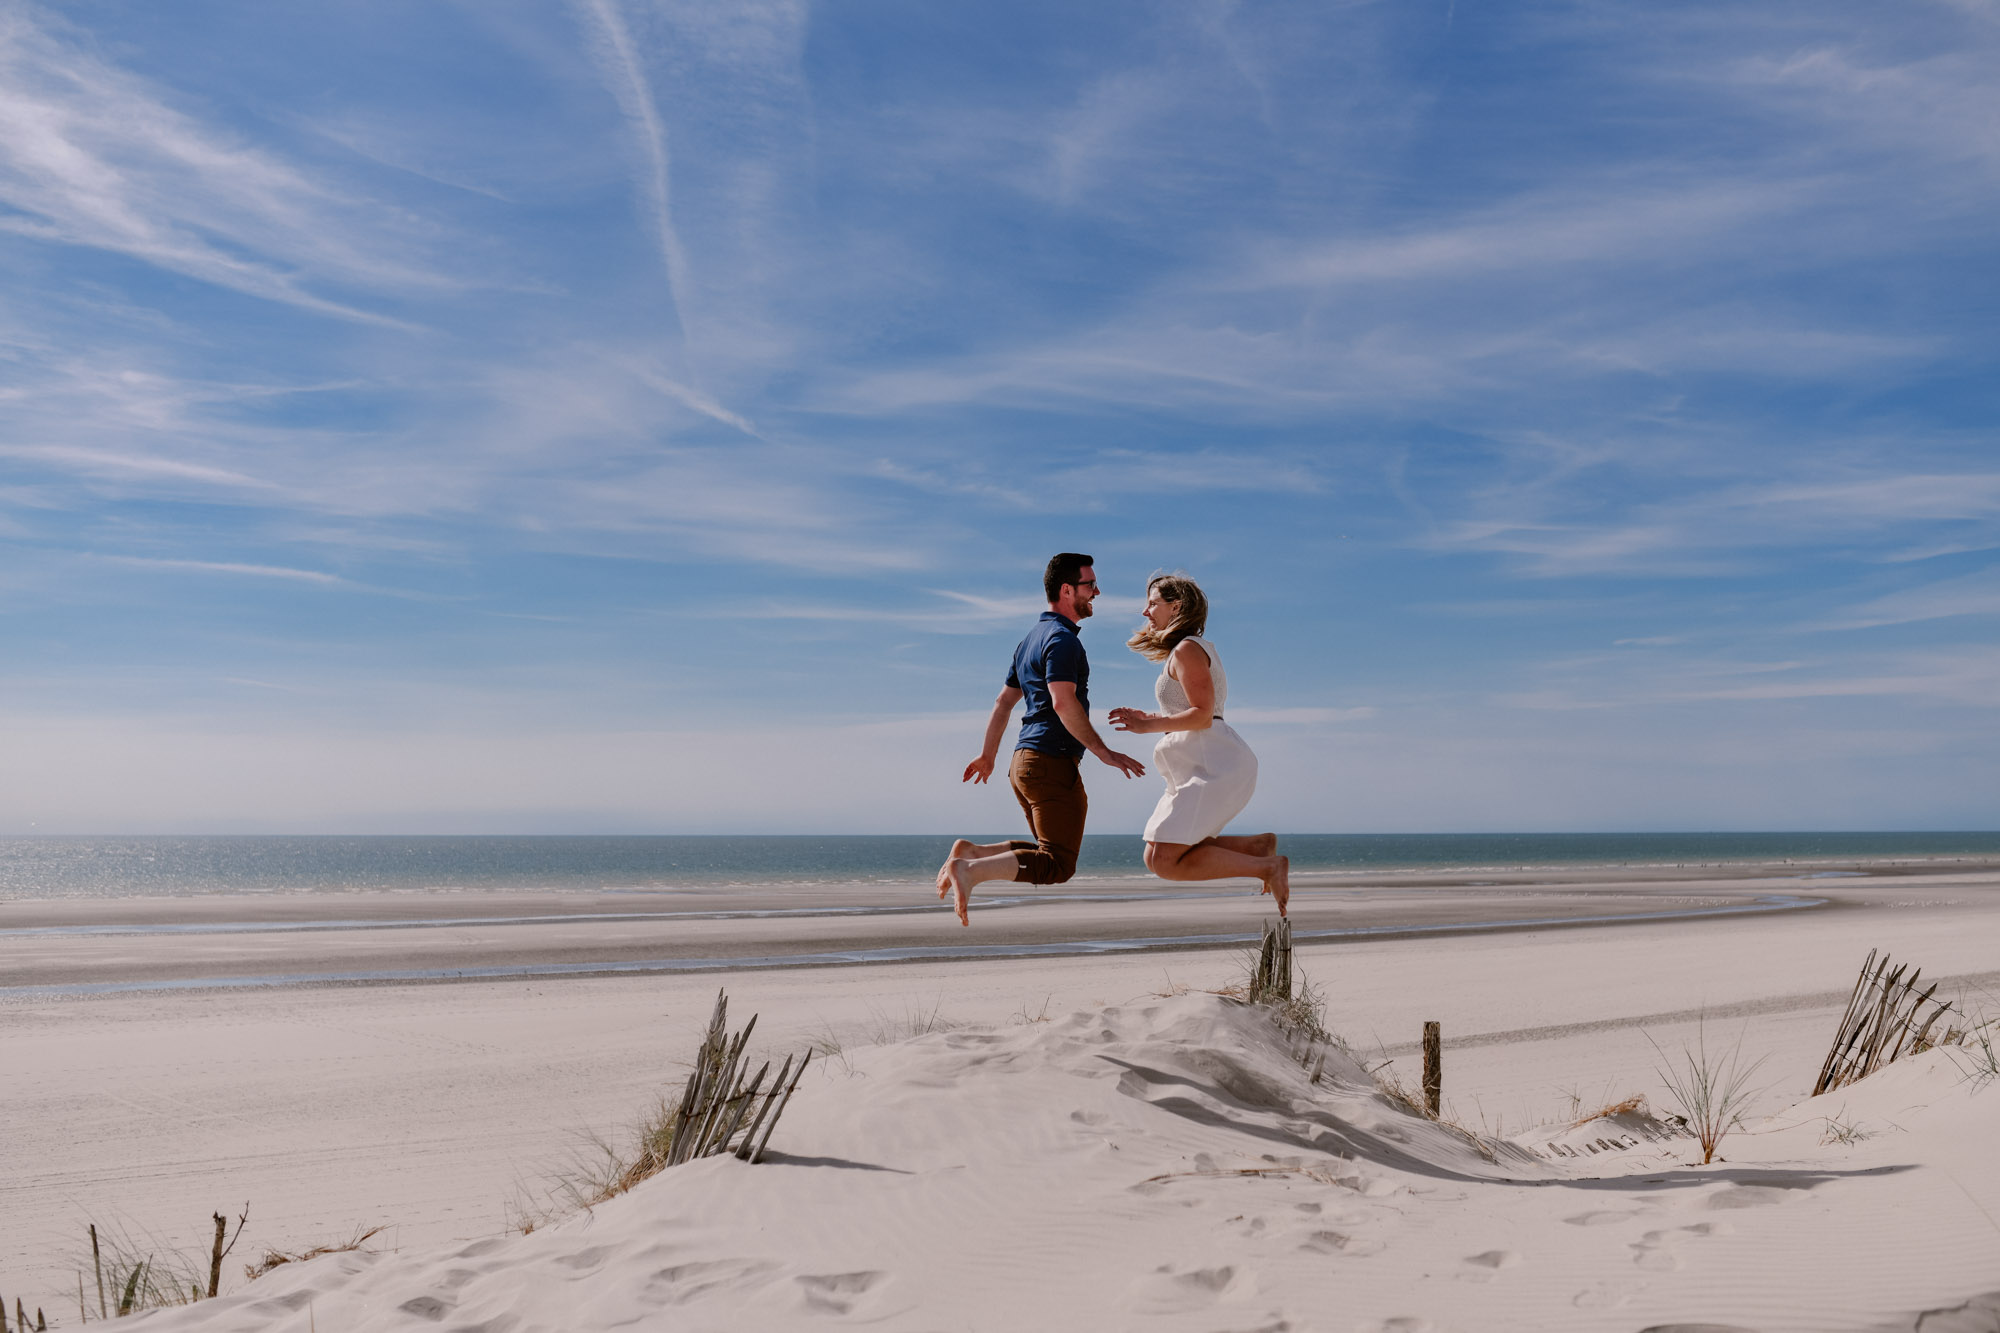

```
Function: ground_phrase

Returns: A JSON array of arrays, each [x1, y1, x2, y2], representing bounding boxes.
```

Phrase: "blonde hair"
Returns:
[[1126, 572, 1209, 663]]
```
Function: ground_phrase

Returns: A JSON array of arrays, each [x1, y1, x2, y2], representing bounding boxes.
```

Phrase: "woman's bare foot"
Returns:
[[1260, 855, 1290, 918]]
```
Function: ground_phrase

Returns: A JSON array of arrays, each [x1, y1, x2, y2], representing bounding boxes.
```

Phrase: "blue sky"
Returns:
[[2, 0, 1996, 834]]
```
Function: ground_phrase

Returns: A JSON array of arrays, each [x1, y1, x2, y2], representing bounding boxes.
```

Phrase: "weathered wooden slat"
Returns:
[[1816, 952, 1956, 1094], [712, 1062, 772, 1157], [735, 1053, 795, 1160], [750, 1049, 812, 1164]]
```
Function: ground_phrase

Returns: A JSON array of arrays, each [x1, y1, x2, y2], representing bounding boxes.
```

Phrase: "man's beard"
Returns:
[[1075, 600, 1093, 619]]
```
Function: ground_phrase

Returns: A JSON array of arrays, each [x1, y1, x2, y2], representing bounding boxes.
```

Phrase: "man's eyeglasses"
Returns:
[[1075, 580, 1098, 589]]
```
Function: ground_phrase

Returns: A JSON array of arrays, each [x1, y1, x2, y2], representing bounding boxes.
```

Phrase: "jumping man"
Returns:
[[936, 552, 1147, 925]]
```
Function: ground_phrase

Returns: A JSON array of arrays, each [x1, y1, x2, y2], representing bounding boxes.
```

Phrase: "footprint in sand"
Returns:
[[1297, 1229, 1385, 1257], [641, 1258, 780, 1307], [1564, 1208, 1642, 1226], [1573, 1280, 1645, 1309], [1631, 1233, 1684, 1272], [397, 1295, 451, 1321], [1130, 1263, 1238, 1311], [1704, 1185, 1790, 1210], [550, 1246, 613, 1272], [1629, 1223, 1735, 1271], [1457, 1249, 1521, 1282], [796, 1270, 885, 1315]]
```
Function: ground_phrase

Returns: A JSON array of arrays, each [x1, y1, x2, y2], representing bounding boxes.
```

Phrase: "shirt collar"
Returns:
[[1041, 610, 1079, 630]]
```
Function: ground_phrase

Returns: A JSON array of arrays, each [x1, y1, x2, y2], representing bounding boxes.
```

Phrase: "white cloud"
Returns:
[[1229, 706, 1375, 725], [722, 589, 1046, 631], [0, 443, 273, 490], [571, 0, 692, 336], [0, 7, 446, 320], [1826, 565, 2000, 630], [1429, 467, 2000, 578], [93, 556, 343, 584], [1047, 69, 1176, 206], [1739, 45, 2000, 178], [1233, 182, 1805, 291]]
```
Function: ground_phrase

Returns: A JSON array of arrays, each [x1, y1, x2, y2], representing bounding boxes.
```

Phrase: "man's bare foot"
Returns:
[[1260, 855, 1290, 918], [945, 858, 975, 926], [936, 839, 973, 897]]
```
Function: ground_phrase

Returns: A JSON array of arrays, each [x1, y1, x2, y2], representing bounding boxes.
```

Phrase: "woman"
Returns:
[[1109, 574, 1288, 916]]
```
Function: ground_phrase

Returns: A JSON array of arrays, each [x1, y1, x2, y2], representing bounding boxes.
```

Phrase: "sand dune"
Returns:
[[122, 991, 1999, 1333]]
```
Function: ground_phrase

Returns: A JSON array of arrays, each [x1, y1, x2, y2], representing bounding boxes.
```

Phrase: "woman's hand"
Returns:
[[1108, 707, 1157, 734]]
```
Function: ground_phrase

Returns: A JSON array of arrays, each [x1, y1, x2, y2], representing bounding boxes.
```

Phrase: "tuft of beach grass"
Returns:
[[1647, 1019, 1769, 1165]]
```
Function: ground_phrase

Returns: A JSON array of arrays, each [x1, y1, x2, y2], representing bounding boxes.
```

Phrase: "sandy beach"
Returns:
[[6, 860, 1999, 1330]]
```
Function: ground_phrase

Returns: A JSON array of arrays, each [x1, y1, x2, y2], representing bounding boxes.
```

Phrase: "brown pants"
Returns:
[[1008, 748, 1086, 885]]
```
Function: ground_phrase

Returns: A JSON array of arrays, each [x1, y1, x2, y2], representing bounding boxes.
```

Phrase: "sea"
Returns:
[[3, 833, 1998, 900]]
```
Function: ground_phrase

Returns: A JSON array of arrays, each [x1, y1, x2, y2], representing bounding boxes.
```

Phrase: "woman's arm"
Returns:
[[1108, 641, 1215, 734]]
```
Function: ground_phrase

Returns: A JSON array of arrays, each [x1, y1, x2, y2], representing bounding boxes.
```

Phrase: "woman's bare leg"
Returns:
[[1145, 840, 1289, 917], [1206, 833, 1277, 857]]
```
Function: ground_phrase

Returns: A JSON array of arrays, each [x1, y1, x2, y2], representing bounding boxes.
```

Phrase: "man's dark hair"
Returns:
[[1044, 552, 1094, 603]]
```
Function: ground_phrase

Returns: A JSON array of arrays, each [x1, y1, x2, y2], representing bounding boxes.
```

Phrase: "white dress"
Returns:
[[1142, 637, 1260, 845]]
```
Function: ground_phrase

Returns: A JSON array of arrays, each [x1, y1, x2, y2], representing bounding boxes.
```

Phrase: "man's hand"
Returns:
[[1095, 748, 1146, 779], [1050, 680, 1143, 779], [964, 687, 1022, 785], [1107, 707, 1156, 734]]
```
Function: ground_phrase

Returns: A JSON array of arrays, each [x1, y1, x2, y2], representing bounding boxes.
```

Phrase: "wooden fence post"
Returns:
[[1422, 1021, 1442, 1117]]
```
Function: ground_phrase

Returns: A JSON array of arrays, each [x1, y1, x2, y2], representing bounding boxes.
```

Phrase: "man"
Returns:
[[935, 552, 1146, 926]]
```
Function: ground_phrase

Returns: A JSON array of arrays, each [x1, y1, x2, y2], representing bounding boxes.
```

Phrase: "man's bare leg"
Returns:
[[943, 852, 1022, 926], [936, 839, 1016, 895], [1144, 841, 1290, 918]]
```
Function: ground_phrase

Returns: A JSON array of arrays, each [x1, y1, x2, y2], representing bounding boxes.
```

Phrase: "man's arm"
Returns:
[[1050, 681, 1146, 778], [962, 686, 1024, 784]]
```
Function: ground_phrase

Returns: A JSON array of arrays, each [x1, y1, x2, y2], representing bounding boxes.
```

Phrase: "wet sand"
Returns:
[[0, 862, 1902, 993]]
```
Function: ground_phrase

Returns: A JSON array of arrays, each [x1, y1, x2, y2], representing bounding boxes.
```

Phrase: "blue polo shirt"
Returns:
[[1007, 611, 1089, 759]]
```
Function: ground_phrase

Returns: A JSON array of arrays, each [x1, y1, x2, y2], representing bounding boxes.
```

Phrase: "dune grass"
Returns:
[[1572, 1093, 1648, 1127], [75, 1219, 211, 1319], [245, 1227, 386, 1281], [1647, 1020, 1769, 1165], [516, 990, 808, 1233]]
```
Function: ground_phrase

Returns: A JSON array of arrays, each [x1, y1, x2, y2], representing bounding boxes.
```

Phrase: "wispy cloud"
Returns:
[[0, 444, 273, 490], [571, 0, 690, 335], [1825, 565, 2000, 630], [0, 7, 443, 321], [95, 555, 344, 584], [719, 589, 1047, 630], [1233, 182, 1807, 291], [1429, 465, 2000, 578], [623, 360, 758, 437], [1663, 650, 2000, 708], [1046, 69, 1176, 206], [1736, 44, 2000, 179], [1230, 706, 1375, 725]]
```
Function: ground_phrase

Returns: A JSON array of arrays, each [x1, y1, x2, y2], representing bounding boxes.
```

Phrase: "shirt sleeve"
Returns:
[[1042, 634, 1083, 684], [1004, 656, 1021, 690]]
